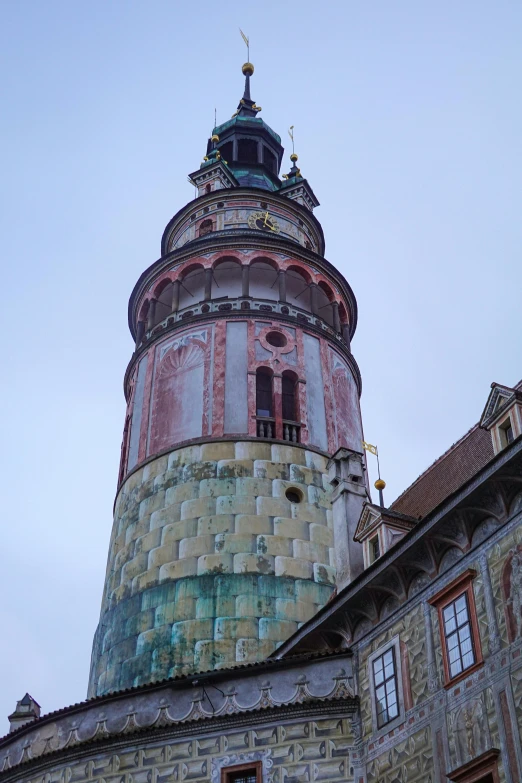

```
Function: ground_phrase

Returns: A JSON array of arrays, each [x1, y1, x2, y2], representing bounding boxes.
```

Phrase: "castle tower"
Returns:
[[88, 64, 367, 697]]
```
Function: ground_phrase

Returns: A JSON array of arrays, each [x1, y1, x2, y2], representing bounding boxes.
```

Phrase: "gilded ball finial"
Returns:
[[211, 134, 219, 143], [290, 152, 298, 162], [374, 479, 386, 491], [242, 62, 254, 76]]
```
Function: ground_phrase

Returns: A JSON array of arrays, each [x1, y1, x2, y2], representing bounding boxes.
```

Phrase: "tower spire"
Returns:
[[235, 61, 260, 117]]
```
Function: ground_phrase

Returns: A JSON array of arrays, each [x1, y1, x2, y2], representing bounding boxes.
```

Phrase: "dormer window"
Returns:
[[369, 535, 381, 563], [479, 381, 522, 454], [355, 504, 416, 570], [499, 417, 514, 447]]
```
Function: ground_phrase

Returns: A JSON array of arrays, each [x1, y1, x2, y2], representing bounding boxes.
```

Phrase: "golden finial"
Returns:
[[211, 134, 219, 143], [290, 153, 298, 162], [374, 479, 386, 491], [242, 62, 254, 76]]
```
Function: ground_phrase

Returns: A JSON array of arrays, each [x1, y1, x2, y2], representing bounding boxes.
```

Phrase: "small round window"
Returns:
[[266, 331, 287, 348], [285, 487, 303, 503]]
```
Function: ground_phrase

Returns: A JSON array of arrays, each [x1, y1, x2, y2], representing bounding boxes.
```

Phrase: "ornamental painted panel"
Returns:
[[127, 353, 148, 471], [148, 330, 211, 454], [329, 350, 362, 452], [501, 544, 522, 642], [224, 321, 248, 433], [303, 334, 328, 451]]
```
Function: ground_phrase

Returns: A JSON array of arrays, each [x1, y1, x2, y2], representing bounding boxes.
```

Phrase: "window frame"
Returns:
[[447, 748, 500, 783], [499, 416, 514, 447], [221, 762, 263, 783], [429, 569, 483, 688], [255, 368, 274, 418], [368, 635, 405, 734], [369, 534, 381, 563]]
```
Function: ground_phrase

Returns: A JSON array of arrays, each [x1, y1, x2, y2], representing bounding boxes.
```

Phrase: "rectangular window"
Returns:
[[372, 646, 399, 728], [369, 535, 380, 563], [429, 569, 483, 687], [499, 417, 514, 447], [222, 763, 262, 783], [442, 593, 475, 679]]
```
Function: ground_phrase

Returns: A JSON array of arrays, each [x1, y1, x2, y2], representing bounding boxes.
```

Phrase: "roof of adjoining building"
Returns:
[[389, 424, 494, 520], [390, 379, 522, 520]]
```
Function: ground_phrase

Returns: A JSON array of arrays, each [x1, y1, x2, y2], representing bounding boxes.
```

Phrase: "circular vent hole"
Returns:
[[266, 331, 287, 348], [285, 488, 303, 504]]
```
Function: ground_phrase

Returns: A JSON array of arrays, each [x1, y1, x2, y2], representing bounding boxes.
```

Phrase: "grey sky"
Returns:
[[1, 0, 520, 731]]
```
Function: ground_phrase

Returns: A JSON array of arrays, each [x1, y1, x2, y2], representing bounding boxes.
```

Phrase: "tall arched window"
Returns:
[[154, 281, 173, 326], [286, 266, 312, 311], [256, 368, 273, 417], [282, 372, 298, 422], [212, 257, 242, 299]]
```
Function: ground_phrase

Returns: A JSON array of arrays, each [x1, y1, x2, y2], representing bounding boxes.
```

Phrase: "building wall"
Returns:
[[2, 716, 357, 783], [89, 441, 335, 697], [353, 510, 522, 783]]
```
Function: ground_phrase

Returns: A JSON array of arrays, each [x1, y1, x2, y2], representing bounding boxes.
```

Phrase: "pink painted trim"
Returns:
[[211, 320, 226, 437]]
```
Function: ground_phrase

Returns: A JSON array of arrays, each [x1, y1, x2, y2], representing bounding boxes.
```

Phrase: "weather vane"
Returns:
[[288, 126, 295, 155], [239, 28, 250, 61]]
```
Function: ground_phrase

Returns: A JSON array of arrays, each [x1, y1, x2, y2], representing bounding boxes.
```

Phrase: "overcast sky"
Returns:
[[0, 0, 520, 731]]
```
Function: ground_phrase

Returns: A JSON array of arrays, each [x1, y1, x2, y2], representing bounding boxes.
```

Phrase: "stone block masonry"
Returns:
[[89, 441, 333, 697]]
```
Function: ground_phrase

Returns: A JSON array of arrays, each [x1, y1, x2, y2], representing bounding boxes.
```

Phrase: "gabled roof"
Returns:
[[480, 381, 522, 429], [354, 503, 416, 542]]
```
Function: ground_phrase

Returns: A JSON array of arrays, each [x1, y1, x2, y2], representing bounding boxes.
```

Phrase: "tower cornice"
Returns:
[[122, 306, 363, 404], [160, 187, 326, 258], [128, 236, 358, 342]]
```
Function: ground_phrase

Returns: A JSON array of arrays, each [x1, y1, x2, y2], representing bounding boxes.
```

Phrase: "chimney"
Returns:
[[8, 694, 40, 733]]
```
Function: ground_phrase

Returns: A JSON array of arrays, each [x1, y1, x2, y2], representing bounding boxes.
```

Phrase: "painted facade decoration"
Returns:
[[2, 61, 522, 783]]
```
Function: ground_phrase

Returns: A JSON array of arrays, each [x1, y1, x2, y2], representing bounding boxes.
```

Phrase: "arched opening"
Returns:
[[219, 141, 233, 163], [199, 218, 213, 237], [263, 146, 277, 175], [282, 371, 298, 422], [256, 367, 273, 417], [153, 280, 173, 326], [250, 258, 279, 300], [238, 138, 258, 164], [286, 266, 311, 311], [256, 367, 274, 438], [316, 281, 335, 327], [212, 257, 243, 299], [178, 265, 205, 310]]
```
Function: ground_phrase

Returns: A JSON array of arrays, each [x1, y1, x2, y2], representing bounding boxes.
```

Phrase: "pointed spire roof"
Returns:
[[235, 62, 261, 118]]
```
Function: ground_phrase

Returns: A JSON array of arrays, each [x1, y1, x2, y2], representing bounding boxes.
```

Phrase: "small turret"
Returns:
[[8, 694, 40, 733]]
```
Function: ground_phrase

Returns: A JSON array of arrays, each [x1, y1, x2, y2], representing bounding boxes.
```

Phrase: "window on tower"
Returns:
[[238, 138, 258, 164], [263, 146, 277, 174], [219, 141, 233, 163], [282, 371, 298, 422], [256, 368, 273, 418]]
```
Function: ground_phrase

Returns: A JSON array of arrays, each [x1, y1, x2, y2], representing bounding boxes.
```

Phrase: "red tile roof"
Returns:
[[390, 424, 494, 520]]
